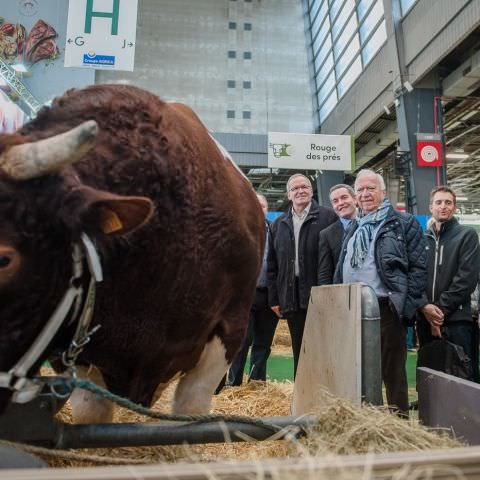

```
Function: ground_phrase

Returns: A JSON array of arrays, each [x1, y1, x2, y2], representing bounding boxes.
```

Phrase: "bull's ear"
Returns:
[[76, 186, 154, 235]]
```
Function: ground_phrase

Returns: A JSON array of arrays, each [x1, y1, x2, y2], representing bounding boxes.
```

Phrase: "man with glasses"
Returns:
[[267, 173, 337, 378], [334, 169, 426, 416]]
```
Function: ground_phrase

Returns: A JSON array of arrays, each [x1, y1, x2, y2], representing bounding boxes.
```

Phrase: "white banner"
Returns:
[[268, 132, 354, 171], [64, 0, 138, 71]]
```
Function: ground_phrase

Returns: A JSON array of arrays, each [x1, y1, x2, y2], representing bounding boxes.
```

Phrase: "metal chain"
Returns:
[[46, 376, 283, 434]]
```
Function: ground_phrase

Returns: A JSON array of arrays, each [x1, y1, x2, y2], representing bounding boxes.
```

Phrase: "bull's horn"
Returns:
[[0, 120, 99, 180]]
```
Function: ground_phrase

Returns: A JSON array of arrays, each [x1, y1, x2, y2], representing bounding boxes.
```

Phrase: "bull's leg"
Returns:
[[69, 365, 114, 423], [172, 335, 229, 413]]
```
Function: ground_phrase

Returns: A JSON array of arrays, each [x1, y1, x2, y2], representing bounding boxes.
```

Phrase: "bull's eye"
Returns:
[[0, 256, 11, 268]]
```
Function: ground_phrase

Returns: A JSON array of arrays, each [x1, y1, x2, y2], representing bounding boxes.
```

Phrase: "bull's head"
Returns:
[[0, 121, 154, 411]]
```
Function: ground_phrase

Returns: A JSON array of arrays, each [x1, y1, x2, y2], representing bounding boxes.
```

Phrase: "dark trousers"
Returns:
[[378, 298, 409, 415], [228, 288, 279, 385], [284, 309, 307, 380], [417, 319, 480, 382]]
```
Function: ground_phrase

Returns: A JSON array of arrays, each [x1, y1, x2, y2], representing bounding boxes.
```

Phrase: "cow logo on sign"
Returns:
[[417, 140, 443, 167], [269, 143, 293, 158]]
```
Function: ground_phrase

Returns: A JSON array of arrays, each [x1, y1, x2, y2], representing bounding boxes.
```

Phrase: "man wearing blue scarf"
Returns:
[[334, 169, 427, 417]]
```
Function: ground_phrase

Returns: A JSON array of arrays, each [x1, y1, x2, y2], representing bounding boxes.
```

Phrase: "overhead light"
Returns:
[[12, 63, 28, 73], [0, 76, 6, 86], [457, 196, 468, 201], [383, 105, 391, 115], [446, 153, 469, 160], [403, 81, 414, 92]]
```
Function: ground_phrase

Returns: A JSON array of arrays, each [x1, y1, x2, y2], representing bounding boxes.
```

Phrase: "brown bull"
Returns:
[[0, 84, 264, 422]]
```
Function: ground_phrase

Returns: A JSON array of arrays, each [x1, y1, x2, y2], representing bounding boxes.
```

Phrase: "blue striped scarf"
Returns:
[[350, 199, 391, 268]]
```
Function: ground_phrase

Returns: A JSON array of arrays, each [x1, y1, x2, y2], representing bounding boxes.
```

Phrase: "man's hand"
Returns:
[[430, 324, 442, 338], [420, 303, 444, 328], [271, 305, 282, 318]]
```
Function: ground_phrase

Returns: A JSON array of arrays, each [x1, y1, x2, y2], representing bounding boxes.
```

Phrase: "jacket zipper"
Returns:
[[431, 234, 440, 302]]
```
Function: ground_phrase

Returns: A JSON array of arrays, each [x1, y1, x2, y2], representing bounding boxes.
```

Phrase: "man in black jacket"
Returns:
[[334, 169, 426, 416], [228, 193, 279, 385], [417, 186, 480, 380], [318, 184, 357, 285], [267, 173, 337, 378]]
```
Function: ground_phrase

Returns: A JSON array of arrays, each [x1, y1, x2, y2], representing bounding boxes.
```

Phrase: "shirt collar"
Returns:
[[339, 217, 353, 230], [292, 202, 311, 220]]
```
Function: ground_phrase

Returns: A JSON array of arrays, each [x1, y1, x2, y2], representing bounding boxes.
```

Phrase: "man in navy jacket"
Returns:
[[334, 169, 426, 416]]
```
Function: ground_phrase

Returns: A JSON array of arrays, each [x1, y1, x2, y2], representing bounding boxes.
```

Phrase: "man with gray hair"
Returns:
[[268, 173, 337, 378], [334, 169, 427, 416]]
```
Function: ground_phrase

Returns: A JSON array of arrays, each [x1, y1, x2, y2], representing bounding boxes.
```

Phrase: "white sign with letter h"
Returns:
[[64, 0, 138, 71]]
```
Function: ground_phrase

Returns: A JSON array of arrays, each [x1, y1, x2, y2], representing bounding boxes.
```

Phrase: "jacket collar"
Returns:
[[286, 199, 320, 220], [427, 216, 459, 236]]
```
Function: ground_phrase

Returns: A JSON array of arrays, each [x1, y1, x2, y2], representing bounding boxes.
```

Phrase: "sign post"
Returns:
[[268, 132, 354, 171], [64, 0, 138, 71]]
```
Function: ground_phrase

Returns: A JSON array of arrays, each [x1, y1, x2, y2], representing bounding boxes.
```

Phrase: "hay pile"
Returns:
[[31, 378, 460, 468], [271, 319, 292, 356]]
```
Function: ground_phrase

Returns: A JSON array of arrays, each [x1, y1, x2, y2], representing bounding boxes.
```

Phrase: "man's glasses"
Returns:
[[355, 186, 377, 194], [289, 185, 312, 192]]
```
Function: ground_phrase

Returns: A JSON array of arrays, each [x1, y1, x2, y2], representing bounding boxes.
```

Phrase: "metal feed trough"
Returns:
[[0, 285, 382, 455]]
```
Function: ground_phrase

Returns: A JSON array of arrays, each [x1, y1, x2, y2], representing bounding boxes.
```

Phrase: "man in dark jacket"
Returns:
[[417, 186, 480, 380], [334, 169, 426, 416], [228, 193, 279, 385], [318, 184, 357, 285], [267, 173, 337, 378]]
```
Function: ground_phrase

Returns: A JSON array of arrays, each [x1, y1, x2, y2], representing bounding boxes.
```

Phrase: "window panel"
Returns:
[[357, 0, 375, 22], [359, 0, 383, 43], [333, 15, 357, 58], [400, 0, 417, 15], [319, 91, 338, 121], [335, 35, 359, 78], [309, 0, 323, 24], [311, 8, 330, 43], [328, 0, 344, 23], [337, 57, 362, 98], [331, 0, 354, 40], [315, 52, 334, 85], [312, 24, 331, 60], [361, 20, 386, 65], [317, 70, 336, 104]]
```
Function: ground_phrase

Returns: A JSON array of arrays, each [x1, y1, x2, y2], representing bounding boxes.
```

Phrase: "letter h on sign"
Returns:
[[85, 0, 120, 36]]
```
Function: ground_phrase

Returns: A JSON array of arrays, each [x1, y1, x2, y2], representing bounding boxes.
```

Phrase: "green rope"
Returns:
[[46, 376, 283, 434]]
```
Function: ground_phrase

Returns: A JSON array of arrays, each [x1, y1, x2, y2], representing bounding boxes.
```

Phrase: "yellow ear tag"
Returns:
[[101, 209, 123, 234]]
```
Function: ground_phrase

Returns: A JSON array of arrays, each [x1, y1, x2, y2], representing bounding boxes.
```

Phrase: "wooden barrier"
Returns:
[[292, 284, 363, 414], [6, 446, 480, 479], [418, 367, 480, 444]]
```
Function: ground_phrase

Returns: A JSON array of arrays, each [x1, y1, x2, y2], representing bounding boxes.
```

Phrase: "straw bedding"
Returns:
[[30, 373, 460, 469]]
